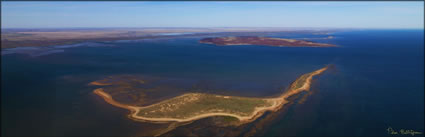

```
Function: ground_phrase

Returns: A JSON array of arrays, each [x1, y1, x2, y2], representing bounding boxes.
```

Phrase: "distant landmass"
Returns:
[[1, 28, 340, 49], [200, 36, 337, 47]]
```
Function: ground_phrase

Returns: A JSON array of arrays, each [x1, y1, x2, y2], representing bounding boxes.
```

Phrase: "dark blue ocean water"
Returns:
[[1, 30, 423, 136], [262, 30, 424, 136]]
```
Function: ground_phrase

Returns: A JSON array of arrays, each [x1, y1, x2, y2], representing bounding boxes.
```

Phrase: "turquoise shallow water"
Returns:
[[1, 29, 423, 136]]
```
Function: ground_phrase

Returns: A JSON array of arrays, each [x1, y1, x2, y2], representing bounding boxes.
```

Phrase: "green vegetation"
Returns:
[[293, 73, 309, 89], [136, 93, 272, 119], [221, 116, 239, 122], [91, 66, 328, 123]]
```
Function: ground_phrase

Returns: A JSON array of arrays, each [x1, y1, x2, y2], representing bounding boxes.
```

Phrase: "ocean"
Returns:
[[1, 29, 423, 136]]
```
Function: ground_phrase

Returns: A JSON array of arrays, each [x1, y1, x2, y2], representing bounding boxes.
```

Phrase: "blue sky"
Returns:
[[1, 2, 424, 29]]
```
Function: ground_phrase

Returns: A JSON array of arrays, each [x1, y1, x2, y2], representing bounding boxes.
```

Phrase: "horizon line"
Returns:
[[1, 27, 424, 30]]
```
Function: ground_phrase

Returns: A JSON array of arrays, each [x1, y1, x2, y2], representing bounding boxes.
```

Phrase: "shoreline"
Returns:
[[93, 66, 328, 123], [200, 42, 336, 48], [199, 37, 338, 47]]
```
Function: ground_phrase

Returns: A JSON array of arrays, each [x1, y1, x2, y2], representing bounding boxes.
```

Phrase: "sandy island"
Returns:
[[92, 66, 328, 124]]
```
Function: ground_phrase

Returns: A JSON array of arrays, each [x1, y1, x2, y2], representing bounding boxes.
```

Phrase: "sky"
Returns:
[[1, 2, 424, 29]]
